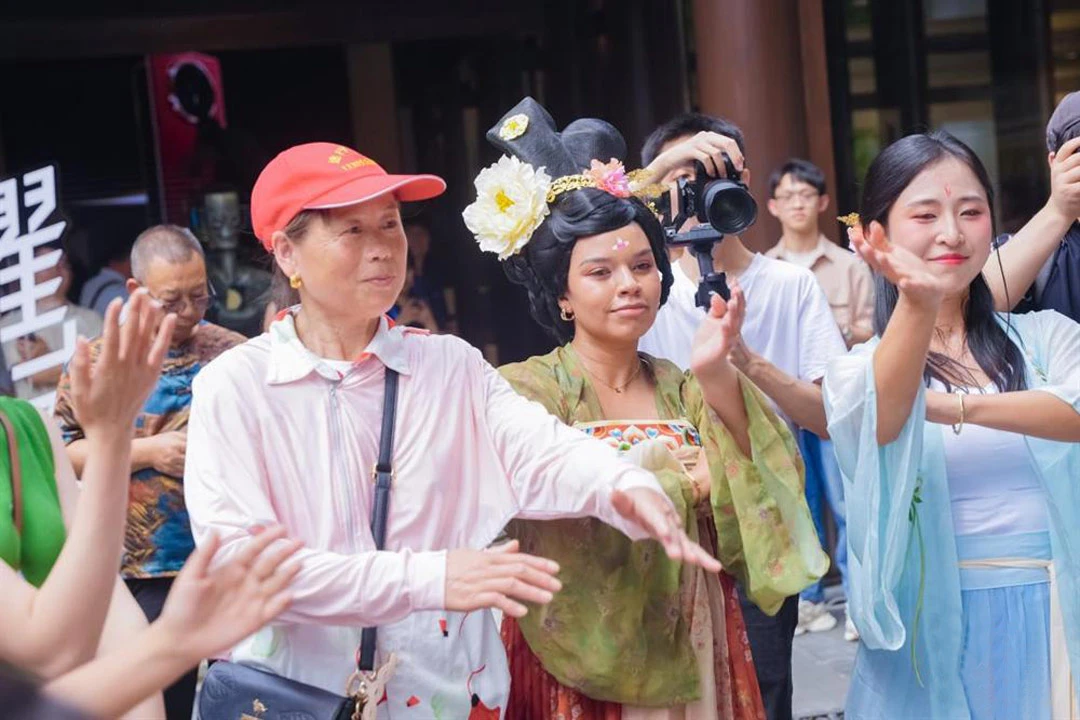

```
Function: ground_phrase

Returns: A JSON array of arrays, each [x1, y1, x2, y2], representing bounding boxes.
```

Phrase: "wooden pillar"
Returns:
[[346, 43, 401, 171], [987, 0, 1053, 232], [797, 0, 840, 244], [692, 0, 821, 252], [870, 0, 926, 136]]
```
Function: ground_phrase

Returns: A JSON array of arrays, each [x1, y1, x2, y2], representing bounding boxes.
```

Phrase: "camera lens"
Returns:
[[702, 180, 757, 235]]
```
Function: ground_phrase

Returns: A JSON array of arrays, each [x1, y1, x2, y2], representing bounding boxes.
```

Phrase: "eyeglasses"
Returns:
[[145, 283, 216, 315], [774, 190, 820, 205]]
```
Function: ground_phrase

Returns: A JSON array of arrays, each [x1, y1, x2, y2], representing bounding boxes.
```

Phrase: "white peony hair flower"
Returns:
[[462, 155, 552, 260]]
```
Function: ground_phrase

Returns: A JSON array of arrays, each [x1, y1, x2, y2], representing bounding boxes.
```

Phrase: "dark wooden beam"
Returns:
[[0, 3, 543, 60]]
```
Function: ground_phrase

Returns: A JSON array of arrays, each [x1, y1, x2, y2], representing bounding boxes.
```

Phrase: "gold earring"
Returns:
[[289, 273, 302, 290], [560, 307, 574, 322]]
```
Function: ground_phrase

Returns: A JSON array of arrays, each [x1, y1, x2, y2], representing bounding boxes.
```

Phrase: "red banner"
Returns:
[[146, 52, 228, 224]]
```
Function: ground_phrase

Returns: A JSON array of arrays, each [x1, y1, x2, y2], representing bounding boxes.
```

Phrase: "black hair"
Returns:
[[768, 158, 826, 198], [861, 130, 1026, 392], [482, 100, 673, 345], [641, 112, 747, 166], [268, 208, 331, 309], [504, 189, 673, 345], [1048, 123, 1080, 154]]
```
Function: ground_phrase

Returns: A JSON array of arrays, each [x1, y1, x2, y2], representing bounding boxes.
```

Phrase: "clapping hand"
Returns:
[[689, 278, 745, 381], [156, 525, 303, 663], [850, 222, 949, 309], [69, 290, 176, 438]]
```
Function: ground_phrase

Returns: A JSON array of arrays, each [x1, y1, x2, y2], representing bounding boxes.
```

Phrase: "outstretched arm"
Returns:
[[483, 354, 721, 572], [926, 390, 1080, 442], [45, 527, 301, 720], [0, 295, 174, 678], [851, 223, 948, 445], [731, 347, 828, 437]]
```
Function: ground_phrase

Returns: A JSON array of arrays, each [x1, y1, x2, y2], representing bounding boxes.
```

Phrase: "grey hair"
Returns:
[[130, 225, 206, 282]]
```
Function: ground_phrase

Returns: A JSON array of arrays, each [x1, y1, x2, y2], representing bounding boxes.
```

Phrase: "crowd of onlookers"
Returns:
[[0, 87, 1077, 720]]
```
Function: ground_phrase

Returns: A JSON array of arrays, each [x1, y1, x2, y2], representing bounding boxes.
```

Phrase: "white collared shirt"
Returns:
[[640, 255, 847, 425], [184, 313, 664, 718]]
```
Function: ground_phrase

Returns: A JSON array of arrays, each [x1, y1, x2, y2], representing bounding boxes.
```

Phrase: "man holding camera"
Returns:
[[984, 91, 1080, 321], [640, 113, 847, 720]]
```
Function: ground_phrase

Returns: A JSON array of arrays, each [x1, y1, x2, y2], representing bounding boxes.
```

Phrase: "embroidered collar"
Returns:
[[266, 309, 416, 385], [553, 343, 684, 421]]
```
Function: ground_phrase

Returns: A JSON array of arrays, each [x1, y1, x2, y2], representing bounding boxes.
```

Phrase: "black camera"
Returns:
[[659, 155, 756, 306]]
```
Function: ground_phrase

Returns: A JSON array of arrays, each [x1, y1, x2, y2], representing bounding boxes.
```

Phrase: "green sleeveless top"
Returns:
[[0, 397, 65, 587]]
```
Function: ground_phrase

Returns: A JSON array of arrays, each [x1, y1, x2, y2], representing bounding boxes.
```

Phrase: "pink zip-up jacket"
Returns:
[[184, 314, 667, 718]]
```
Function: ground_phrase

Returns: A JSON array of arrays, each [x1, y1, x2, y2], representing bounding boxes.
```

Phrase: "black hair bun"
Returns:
[[561, 118, 627, 168]]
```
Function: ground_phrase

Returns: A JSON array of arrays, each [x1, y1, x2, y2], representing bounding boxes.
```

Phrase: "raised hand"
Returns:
[[156, 526, 302, 663], [689, 278, 745, 379], [611, 487, 723, 572], [647, 130, 746, 184], [445, 540, 563, 618], [69, 290, 176, 438], [850, 221, 948, 309], [1049, 136, 1080, 221]]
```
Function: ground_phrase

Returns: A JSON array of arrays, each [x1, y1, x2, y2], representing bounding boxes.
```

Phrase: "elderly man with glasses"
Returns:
[[53, 224, 244, 720]]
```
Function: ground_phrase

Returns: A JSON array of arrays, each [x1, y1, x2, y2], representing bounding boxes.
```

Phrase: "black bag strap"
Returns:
[[358, 368, 399, 673]]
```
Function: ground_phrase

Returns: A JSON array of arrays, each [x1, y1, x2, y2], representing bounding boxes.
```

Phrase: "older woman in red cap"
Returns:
[[184, 143, 720, 719]]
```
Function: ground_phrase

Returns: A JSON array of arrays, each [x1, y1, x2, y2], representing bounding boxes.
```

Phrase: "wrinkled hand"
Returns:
[[150, 431, 188, 477], [157, 525, 302, 663], [648, 130, 746, 184], [727, 335, 753, 371], [16, 335, 49, 362], [689, 279, 745, 379], [446, 540, 562, 618], [1049, 136, 1080, 221], [849, 222, 948, 309], [69, 290, 176, 437], [611, 487, 722, 572]]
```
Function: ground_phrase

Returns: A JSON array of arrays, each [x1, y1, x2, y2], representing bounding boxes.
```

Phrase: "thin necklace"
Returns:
[[579, 355, 644, 394]]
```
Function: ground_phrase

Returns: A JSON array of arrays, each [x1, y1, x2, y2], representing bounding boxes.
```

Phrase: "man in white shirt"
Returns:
[[639, 113, 847, 720]]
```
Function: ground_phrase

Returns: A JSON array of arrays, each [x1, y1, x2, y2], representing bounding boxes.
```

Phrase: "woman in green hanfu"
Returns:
[[463, 97, 828, 720]]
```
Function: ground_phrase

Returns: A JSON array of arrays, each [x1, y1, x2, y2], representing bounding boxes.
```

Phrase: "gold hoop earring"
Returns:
[[289, 273, 302, 290], [560, 307, 574, 322]]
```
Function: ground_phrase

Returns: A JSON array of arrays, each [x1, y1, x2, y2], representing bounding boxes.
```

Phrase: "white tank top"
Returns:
[[932, 380, 1049, 536]]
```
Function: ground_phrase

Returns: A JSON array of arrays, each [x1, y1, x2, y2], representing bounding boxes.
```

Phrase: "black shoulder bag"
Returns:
[[198, 369, 400, 720]]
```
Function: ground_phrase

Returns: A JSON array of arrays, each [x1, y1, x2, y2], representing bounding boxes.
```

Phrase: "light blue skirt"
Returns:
[[846, 531, 1052, 720]]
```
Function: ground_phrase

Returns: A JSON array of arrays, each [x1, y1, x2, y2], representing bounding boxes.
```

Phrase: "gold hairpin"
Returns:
[[626, 169, 670, 199], [837, 212, 861, 227]]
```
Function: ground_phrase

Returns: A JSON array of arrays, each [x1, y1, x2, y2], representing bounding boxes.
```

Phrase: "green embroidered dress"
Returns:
[[498, 345, 827, 716]]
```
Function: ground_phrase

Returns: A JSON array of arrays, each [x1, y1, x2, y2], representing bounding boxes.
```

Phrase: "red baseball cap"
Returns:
[[251, 142, 446, 250]]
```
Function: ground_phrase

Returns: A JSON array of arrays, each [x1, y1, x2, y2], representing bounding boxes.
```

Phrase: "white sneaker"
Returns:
[[844, 615, 860, 642], [794, 600, 838, 636]]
